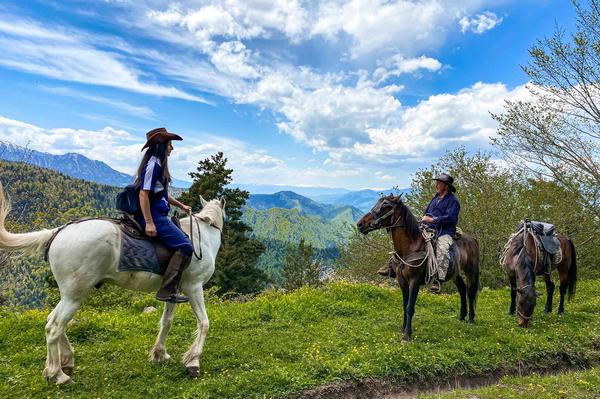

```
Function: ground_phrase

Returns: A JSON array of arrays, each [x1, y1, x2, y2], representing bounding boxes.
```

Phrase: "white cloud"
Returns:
[[0, 17, 209, 103], [373, 54, 443, 83], [349, 82, 529, 162], [312, 0, 485, 57], [459, 11, 503, 34], [42, 87, 156, 119]]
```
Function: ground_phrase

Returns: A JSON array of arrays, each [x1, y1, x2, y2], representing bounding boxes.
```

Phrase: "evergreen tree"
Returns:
[[177, 152, 269, 295], [282, 238, 322, 290]]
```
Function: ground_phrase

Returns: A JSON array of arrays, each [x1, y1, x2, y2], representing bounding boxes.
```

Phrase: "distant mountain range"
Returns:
[[0, 141, 191, 188], [247, 191, 364, 221], [0, 141, 409, 212]]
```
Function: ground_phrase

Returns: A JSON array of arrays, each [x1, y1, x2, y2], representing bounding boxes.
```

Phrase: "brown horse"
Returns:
[[357, 195, 480, 342], [502, 224, 577, 328]]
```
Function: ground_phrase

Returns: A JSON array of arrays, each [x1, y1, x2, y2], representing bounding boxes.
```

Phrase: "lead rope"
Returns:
[[388, 228, 438, 284]]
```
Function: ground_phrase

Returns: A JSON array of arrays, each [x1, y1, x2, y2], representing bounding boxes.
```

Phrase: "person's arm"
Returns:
[[139, 190, 156, 237], [168, 196, 192, 215], [433, 198, 460, 225]]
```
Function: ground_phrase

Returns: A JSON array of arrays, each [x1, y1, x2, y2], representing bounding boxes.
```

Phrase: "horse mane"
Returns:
[[197, 200, 224, 231], [392, 196, 420, 240]]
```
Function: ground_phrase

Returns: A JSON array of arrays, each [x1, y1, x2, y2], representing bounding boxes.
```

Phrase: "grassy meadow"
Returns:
[[0, 280, 599, 398]]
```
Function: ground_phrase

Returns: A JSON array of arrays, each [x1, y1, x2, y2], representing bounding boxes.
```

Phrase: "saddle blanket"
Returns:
[[118, 233, 167, 275]]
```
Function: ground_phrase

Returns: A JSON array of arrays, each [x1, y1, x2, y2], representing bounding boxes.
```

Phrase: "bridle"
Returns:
[[368, 199, 406, 230]]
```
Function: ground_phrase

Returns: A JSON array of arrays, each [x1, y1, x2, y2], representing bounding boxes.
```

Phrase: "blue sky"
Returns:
[[0, 0, 575, 189]]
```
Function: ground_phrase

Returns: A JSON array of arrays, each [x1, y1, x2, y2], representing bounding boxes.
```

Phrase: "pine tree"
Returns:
[[177, 152, 269, 295], [282, 238, 322, 290]]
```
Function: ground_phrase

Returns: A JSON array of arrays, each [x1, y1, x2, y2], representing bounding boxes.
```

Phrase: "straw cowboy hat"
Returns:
[[141, 127, 183, 151], [433, 173, 456, 193]]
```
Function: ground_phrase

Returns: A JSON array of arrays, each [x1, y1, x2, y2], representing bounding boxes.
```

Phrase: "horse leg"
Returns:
[[455, 275, 467, 322], [509, 276, 517, 316], [402, 280, 420, 342], [44, 298, 82, 384], [544, 274, 555, 313], [150, 302, 176, 363], [58, 333, 74, 377], [182, 285, 209, 378], [398, 277, 409, 331], [558, 275, 567, 315], [466, 278, 478, 324]]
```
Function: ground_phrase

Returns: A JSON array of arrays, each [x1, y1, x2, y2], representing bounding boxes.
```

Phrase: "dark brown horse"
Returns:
[[357, 195, 480, 342], [502, 225, 577, 328]]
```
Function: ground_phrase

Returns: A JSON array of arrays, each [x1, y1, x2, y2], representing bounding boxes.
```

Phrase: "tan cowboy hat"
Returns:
[[141, 127, 183, 151], [433, 173, 456, 192]]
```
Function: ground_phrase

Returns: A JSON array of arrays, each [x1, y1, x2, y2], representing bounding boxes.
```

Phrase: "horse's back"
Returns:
[[454, 233, 480, 276], [48, 220, 120, 282]]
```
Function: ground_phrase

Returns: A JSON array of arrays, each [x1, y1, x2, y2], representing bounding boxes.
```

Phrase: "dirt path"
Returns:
[[292, 361, 600, 399]]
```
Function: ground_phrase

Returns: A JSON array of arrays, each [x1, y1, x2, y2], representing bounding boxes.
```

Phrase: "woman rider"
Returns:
[[135, 127, 194, 303]]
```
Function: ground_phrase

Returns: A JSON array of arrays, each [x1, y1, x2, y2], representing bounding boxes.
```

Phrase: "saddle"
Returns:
[[518, 219, 562, 275], [44, 212, 186, 277]]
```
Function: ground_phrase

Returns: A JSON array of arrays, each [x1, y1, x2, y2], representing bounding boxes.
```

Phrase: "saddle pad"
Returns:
[[539, 235, 561, 255], [118, 233, 166, 275]]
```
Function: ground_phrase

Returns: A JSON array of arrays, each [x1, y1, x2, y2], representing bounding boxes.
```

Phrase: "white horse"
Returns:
[[0, 183, 225, 384]]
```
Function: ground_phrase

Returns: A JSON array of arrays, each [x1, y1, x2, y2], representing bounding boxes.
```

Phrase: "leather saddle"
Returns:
[[117, 212, 187, 274]]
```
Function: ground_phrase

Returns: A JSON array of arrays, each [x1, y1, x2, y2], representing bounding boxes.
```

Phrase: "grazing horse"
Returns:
[[501, 226, 577, 328], [357, 195, 480, 342], [0, 183, 225, 384]]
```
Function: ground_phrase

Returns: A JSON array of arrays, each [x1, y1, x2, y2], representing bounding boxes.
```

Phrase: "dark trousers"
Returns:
[[137, 213, 193, 256]]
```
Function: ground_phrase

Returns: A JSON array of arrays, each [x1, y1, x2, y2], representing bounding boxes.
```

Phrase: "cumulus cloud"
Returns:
[[373, 54, 443, 83], [459, 11, 503, 34], [312, 0, 485, 57]]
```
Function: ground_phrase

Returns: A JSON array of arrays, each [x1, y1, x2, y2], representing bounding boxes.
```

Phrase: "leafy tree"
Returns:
[[178, 152, 269, 295], [282, 238, 322, 290], [492, 0, 600, 219]]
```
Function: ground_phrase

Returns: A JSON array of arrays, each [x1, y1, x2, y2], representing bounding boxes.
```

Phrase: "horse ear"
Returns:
[[219, 196, 226, 208], [199, 195, 208, 208]]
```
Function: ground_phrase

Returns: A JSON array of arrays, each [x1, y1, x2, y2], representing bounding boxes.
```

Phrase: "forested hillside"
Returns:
[[0, 161, 121, 307], [242, 206, 355, 283]]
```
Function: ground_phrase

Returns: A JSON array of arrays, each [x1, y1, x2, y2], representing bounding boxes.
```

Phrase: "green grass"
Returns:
[[421, 366, 600, 398], [1, 280, 599, 398]]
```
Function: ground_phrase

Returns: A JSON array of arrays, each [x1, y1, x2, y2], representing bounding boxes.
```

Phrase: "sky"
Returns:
[[0, 0, 577, 190]]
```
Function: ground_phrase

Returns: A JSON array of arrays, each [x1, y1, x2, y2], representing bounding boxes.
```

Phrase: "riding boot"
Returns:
[[377, 260, 397, 278], [156, 250, 192, 303]]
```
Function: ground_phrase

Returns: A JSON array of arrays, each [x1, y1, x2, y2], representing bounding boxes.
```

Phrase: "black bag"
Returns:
[[115, 184, 140, 215]]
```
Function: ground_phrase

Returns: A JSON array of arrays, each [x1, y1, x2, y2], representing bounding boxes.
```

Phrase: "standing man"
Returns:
[[421, 173, 460, 293], [377, 173, 460, 294]]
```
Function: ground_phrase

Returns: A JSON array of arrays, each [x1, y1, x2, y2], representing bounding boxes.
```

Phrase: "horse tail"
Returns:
[[0, 183, 57, 255], [566, 238, 577, 301]]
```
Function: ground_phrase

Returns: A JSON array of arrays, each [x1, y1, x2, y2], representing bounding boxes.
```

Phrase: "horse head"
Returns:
[[357, 194, 404, 234], [197, 195, 227, 231], [514, 237, 538, 327]]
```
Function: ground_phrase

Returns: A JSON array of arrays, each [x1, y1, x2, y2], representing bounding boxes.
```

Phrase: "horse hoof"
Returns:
[[54, 371, 72, 385], [186, 367, 200, 378], [467, 319, 475, 325], [62, 367, 73, 377]]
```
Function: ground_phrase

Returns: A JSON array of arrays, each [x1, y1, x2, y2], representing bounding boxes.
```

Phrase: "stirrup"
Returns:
[[429, 279, 442, 294], [156, 292, 189, 303]]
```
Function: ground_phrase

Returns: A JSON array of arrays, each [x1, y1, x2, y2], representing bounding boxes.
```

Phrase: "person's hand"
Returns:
[[145, 221, 157, 237], [421, 215, 435, 224], [181, 204, 192, 216]]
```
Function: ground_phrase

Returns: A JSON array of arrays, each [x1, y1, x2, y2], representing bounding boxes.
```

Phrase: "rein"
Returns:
[[188, 214, 203, 261]]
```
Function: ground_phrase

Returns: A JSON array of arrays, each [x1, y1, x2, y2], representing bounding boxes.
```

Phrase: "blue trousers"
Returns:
[[137, 213, 193, 256]]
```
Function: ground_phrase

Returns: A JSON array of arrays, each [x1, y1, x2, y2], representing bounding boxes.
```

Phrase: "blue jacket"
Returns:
[[424, 192, 460, 237]]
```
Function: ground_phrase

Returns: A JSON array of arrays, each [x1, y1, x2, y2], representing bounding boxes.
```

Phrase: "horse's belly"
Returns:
[[110, 271, 163, 293]]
